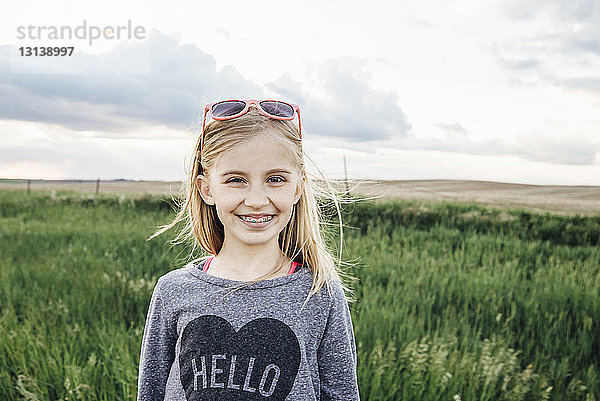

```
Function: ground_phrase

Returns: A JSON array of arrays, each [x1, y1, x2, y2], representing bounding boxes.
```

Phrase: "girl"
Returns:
[[137, 99, 360, 400]]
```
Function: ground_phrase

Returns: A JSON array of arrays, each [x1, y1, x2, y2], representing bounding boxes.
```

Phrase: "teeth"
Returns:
[[240, 215, 273, 223]]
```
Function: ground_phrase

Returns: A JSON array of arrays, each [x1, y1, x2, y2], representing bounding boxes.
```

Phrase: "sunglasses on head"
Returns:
[[201, 99, 302, 152]]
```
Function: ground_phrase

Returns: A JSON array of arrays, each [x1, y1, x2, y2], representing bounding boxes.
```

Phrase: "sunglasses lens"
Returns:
[[212, 101, 246, 118], [260, 101, 294, 118]]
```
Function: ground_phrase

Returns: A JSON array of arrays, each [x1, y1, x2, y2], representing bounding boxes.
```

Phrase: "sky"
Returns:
[[1, 0, 599, 185]]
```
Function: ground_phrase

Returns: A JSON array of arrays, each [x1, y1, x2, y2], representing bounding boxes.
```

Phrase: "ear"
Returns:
[[197, 174, 215, 205], [293, 174, 305, 205]]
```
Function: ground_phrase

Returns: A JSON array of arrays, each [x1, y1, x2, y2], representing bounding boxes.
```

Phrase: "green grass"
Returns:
[[0, 189, 598, 400]]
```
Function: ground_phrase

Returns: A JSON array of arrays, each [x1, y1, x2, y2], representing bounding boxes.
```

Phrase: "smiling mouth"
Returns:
[[237, 215, 274, 224]]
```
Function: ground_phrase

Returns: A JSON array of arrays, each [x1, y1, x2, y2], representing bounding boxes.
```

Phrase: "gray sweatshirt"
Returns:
[[137, 258, 360, 400]]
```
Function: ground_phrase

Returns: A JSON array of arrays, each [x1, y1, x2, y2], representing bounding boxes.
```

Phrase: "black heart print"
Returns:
[[179, 315, 300, 400]]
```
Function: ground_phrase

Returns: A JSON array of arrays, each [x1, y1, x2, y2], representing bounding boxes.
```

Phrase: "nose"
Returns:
[[244, 183, 269, 208]]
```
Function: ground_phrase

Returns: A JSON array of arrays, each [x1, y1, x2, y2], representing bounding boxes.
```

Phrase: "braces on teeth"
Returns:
[[240, 216, 273, 223]]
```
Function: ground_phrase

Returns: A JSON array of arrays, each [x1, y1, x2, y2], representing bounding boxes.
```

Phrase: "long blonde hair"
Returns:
[[149, 108, 361, 305]]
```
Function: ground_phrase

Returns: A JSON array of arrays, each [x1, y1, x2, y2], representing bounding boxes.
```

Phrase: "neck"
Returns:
[[214, 239, 288, 279]]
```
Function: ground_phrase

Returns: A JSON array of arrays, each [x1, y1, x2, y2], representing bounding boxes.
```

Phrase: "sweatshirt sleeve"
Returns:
[[317, 281, 360, 400], [137, 278, 177, 401]]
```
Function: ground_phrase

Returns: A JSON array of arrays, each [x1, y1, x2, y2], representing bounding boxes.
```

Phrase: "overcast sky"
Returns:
[[1, 0, 599, 185]]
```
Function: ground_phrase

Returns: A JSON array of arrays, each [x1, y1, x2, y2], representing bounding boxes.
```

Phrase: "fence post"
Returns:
[[26, 179, 31, 194], [95, 178, 100, 196], [343, 154, 349, 195]]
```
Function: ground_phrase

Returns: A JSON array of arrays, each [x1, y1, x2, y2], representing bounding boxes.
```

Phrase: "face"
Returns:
[[197, 132, 304, 251]]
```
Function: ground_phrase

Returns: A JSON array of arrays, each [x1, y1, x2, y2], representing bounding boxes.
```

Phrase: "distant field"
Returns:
[[358, 179, 600, 217], [0, 179, 184, 196], [1, 178, 599, 216]]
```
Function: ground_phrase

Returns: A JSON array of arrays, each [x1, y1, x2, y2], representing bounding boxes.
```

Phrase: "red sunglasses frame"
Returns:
[[200, 99, 302, 152]]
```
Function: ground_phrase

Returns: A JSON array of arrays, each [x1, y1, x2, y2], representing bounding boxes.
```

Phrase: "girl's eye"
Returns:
[[269, 176, 286, 183], [226, 178, 243, 184]]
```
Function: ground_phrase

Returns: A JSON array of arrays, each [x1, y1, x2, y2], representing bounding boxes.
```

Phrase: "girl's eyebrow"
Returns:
[[220, 169, 292, 177]]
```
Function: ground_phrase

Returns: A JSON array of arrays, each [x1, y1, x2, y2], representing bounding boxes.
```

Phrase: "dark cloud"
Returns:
[[1, 33, 411, 143], [267, 58, 411, 141], [0, 30, 261, 132]]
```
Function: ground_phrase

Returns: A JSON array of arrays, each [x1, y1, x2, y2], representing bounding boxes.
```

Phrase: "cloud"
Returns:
[[1, 32, 411, 143], [516, 132, 598, 165], [347, 120, 599, 166], [495, 0, 600, 92], [0, 30, 261, 133], [503, 0, 598, 24], [397, 135, 519, 158], [267, 58, 412, 141], [216, 27, 231, 40], [428, 136, 598, 166], [1, 26, 595, 171], [437, 122, 469, 140], [559, 77, 600, 93], [0, 122, 191, 180]]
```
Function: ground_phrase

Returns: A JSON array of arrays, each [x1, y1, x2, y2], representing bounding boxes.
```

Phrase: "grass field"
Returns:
[[0, 189, 598, 400]]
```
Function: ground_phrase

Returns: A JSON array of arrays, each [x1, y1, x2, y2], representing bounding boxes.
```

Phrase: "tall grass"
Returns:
[[0, 189, 598, 400]]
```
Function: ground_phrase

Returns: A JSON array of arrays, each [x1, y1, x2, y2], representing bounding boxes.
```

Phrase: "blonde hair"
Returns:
[[149, 108, 363, 306]]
